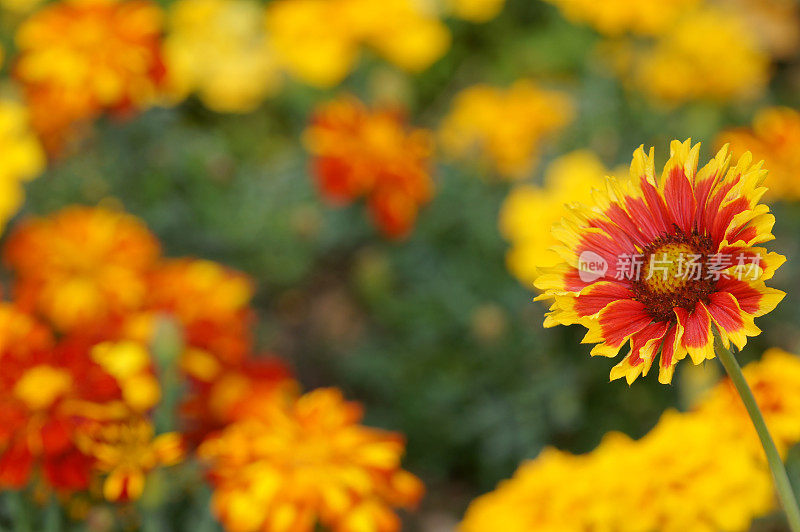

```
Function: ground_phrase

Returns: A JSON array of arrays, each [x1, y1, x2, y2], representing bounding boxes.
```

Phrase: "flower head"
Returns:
[[199, 387, 424, 532], [438, 81, 574, 179], [717, 107, 800, 201], [164, 0, 281, 113], [14, 0, 166, 152], [536, 140, 785, 384], [305, 95, 434, 238], [4, 206, 161, 332], [627, 8, 768, 104]]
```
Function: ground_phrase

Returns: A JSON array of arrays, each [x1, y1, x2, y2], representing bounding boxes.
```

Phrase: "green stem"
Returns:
[[715, 341, 800, 532]]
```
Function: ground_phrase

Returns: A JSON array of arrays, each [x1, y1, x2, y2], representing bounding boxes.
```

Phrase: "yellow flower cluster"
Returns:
[[628, 7, 769, 104], [499, 150, 608, 286], [460, 349, 800, 532], [265, 0, 450, 88], [164, 0, 281, 113], [543, 0, 699, 36], [0, 99, 44, 233], [717, 107, 800, 201], [438, 81, 574, 179]]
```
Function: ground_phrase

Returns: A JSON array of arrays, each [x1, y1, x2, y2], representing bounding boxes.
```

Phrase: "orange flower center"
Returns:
[[642, 243, 695, 294]]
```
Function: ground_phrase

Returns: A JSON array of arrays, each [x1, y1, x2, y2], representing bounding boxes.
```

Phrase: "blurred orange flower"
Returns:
[[4, 206, 161, 332], [717, 107, 800, 201], [14, 0, 166, 153], [305, 96, 435, 239], [146, 258, 255, 366], [199, 387, 424, 532]]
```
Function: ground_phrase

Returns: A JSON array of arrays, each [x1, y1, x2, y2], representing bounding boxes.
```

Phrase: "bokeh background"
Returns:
[[2, 0, 800, 529]]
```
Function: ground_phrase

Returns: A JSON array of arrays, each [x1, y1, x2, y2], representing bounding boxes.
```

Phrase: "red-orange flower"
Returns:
[[14, 0, 166, 153], [4, 206, 161, 332], [304, 96, 434, 239], [536, 140, 785, 384], [199, 387, 424, 532], [0, 330, 121, 491]]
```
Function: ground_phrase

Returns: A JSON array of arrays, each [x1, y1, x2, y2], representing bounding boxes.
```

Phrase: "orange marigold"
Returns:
[[304, 95, 434, 239], [536, 140, 785, 384], [4, 206, 161, 332], [199, 387, 424, 532], [145, 258, 255, 367], [14, 0, 166, 153], [717, 107, 800, 201]]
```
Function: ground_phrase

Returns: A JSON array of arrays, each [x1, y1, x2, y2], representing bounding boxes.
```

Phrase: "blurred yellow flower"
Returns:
[[544, 0, 699, 36], [717, 107, 800, 201], [4, 206, 161, 332], [445, 0, 505, 22], [629, 8, 769, 104], [500, 150, 609, 287], [199, 387, 424, 532], [76, 413, 184, 502], [265, 0, 449, 88], [0, 99, 45, 234], [461, 350, 800, 532], [164, 0, 281, 113], [438, 81, 574, 179]]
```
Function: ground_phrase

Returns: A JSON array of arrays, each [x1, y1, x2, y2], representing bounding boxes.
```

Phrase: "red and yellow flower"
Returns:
[[199, 387, 424, 532], [536, 140, 785, 384], [4, 206, 161, 332], [0, 331, 122, 492], [304, 96, 434, 239], [14, 0, 166, 153]]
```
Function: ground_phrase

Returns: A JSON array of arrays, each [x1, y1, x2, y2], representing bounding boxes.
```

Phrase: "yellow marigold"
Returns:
[[460, 350, 800, 532], [75, 413, 184, 502], [199, 387, 424, 532], [536, 140, 785, 384], [629, 8, 769, 104], [717, 107, 800, 201], [14, 0, 166, 152], [500, 151, 609, 287], [164, 0, 281, 113], [445, 0, 505, 22], [4, 206, 161, 331], [438, 81, 574, 179], [265, 0, 449, 88], [0, 99, 45, 234], [544, 0, 699, 36]]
